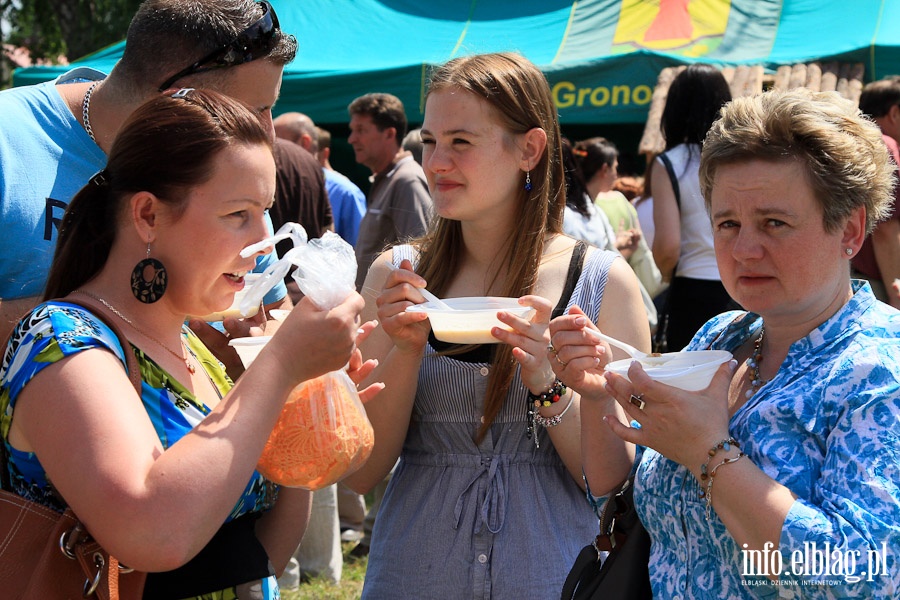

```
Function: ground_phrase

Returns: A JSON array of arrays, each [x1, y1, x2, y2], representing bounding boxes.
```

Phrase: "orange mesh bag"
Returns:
[[257, 370, 374, 489]]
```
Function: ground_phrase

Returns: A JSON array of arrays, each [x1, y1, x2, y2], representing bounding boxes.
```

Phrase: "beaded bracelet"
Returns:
[[525, 379, 568, 448], [704, 452, 746, 520], [698, 437, 740, 496], [533, 390, 575, 429], [528, 379, 568, 407]]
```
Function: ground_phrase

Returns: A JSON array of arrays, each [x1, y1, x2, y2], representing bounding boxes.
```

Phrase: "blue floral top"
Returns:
[[0, 301, 280, 599], [590, 282, 900, 599]]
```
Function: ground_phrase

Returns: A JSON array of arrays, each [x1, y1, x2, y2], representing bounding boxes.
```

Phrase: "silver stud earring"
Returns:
[[845, 248, 853, 256]]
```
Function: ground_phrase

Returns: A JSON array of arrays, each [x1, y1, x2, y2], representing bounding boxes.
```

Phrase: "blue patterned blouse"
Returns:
[[0, 301, 280, 600], [589, 282, 900, 599]]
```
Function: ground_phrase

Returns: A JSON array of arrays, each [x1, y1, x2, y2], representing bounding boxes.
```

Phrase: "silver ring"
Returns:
[[629, 393, 646, 411], [547, 342, 557, 355]]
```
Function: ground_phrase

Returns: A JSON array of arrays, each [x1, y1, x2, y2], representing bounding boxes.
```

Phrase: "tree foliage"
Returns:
[[2, 0, 141, 63]]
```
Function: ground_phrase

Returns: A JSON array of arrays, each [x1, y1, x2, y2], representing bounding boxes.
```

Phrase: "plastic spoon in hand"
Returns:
[[387, 263, 455, 310], [584, 329, 671, 366]]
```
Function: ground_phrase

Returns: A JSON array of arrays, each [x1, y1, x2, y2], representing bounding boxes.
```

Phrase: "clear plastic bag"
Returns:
[[239, 223, 374, 489]]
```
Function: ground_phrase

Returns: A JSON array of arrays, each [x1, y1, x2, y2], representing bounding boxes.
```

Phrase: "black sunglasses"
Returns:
[[158, 1, 280, 92]]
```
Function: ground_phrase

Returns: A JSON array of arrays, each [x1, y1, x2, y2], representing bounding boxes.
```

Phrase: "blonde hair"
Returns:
[[416, 52, 565, 441], [700, 88, 895, 234]]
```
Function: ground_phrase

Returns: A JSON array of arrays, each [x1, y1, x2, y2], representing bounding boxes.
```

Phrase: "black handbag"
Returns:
[[560, 477, 652, 600]]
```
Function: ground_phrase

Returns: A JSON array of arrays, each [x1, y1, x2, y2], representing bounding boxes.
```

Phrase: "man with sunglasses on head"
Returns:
[[0, 0, 297, 371]]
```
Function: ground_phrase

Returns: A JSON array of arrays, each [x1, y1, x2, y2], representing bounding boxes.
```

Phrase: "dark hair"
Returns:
[[858, 76, 900, 119], [661, 64, 732, 150], [418, 51, 564, 441], [572, 137, 618, 183], [44, 89, 272, 299], [348, 93, 408, 143], [561, 137, 591, 218], [116, 0, 297, 90]]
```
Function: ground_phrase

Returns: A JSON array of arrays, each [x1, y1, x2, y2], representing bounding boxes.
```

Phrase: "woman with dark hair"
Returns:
[[0, 89, 376, 599], [561, 136, 618, 252], [345, 52, 649, 599], [652, 63, 735, 350]]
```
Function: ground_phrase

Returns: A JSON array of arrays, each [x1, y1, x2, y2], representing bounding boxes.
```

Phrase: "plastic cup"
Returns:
[[195, 274, 262, 321], [228, 336, 273, 368], [604, 350, 733, 391], [405, 297, 536, 344]]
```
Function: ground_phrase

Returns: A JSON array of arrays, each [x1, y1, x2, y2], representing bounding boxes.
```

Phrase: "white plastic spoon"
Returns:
[[583, 329, 672, 366], [387, 263, 455, 310]]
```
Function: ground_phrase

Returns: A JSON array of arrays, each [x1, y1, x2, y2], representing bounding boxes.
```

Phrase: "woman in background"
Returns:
[[652, 64, 735, 350]]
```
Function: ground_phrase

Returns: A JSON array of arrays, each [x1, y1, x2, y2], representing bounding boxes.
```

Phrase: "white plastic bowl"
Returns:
[[405, 297, 536, 344], [228, 335, 273, 368], [269, 309, 291, 322], [605, 350, 733, 391]]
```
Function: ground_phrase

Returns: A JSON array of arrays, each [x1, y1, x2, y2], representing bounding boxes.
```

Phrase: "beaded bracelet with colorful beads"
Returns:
[[527, 379, 567, 408]]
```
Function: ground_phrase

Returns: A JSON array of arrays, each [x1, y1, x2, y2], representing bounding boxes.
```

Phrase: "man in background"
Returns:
[[274, 112, 366, 246], [347, 92, 432, 290]]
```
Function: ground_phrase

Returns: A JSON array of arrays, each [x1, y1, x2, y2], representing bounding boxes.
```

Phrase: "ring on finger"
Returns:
[[555, 354, 568, 368], [547, 341, 558, 355], [629, 393, 646, 411]]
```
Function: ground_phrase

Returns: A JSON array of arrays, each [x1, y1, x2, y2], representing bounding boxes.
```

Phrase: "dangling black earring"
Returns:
[[131, 242, 167, 304], [524, 170, 533, 192]]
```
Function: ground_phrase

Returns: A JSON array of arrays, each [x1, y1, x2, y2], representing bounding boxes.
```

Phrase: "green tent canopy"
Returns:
[[13, 0, 900, 126]]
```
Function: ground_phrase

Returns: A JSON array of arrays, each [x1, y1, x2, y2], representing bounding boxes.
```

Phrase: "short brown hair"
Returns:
[[859, 76, 900, 119], [117, 0, 297, 92], [347, 93, 408, 143], [700, 88, 895, 235]]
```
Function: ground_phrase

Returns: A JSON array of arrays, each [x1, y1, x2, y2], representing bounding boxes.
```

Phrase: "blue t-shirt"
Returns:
[[324, 168, 366, 246], [0, 69, 286, 305]]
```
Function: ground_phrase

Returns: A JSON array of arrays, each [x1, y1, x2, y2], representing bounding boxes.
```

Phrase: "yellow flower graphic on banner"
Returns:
[[612, 0, 732, 57]]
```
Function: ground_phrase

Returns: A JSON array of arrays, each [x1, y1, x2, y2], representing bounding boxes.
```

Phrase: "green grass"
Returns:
[[281, 541, 368, 600]]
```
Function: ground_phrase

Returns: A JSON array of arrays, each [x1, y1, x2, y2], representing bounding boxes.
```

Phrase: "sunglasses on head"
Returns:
[[158, 0, 280, 92]]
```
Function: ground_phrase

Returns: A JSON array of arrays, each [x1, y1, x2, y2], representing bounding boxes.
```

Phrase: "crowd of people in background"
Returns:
[[0, 1, 898, 599]]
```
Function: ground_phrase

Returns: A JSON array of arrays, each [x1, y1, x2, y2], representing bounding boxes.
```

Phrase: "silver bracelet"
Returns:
[[532, 390, 575, 428]]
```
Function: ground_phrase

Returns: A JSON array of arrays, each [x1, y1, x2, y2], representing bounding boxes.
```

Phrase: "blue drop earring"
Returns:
[[524, 170, 532, 192]]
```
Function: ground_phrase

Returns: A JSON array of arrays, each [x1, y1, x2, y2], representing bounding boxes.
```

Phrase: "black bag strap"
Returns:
[[657, 152, 681, 209], [653, 152, 682, 354], [552, 240, 588, 319]]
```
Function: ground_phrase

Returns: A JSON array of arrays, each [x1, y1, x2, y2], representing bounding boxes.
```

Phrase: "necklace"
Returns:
[[72, 289, 195, 374], [745, 327, 765, 398], [81, 81, 101, 144]]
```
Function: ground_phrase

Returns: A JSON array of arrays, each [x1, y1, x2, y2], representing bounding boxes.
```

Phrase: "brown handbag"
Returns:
[[0, 298, 147, 599]]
